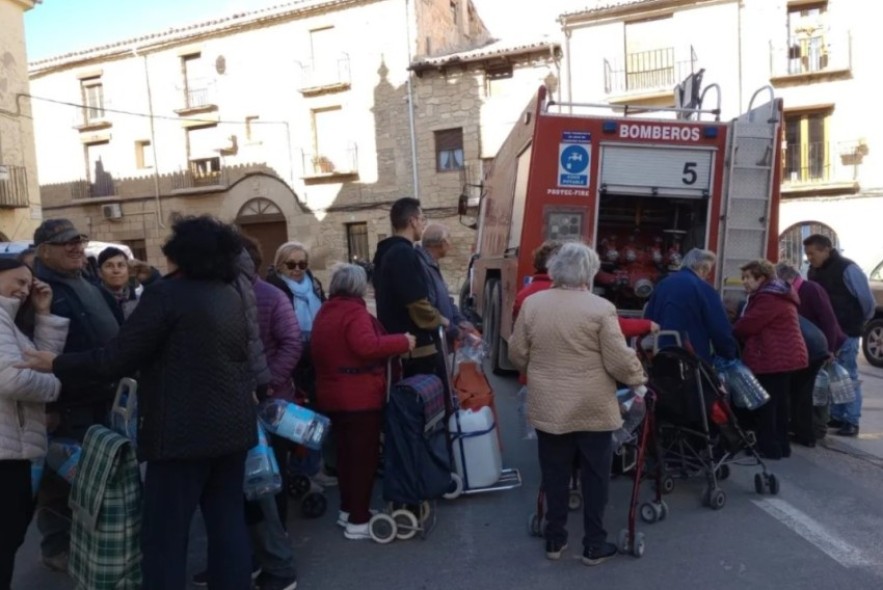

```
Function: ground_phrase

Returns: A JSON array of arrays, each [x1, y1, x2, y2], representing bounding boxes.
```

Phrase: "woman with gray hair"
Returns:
[[509, 242, 645, 566], [310, 264, 415, 540]]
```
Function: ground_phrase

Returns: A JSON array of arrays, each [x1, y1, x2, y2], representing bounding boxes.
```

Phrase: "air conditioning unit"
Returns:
[[102, 203, 123, 220]]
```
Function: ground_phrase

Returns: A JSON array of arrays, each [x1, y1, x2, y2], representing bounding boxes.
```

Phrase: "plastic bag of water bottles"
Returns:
[[110, 378, 138, 446], [258, 399, 330, 450], [714, 358, 770, 410], [46, 439, 82, 484], [812, 366, 830, 406], [516, 385, 536, 440], [612, 386, 647, 450], [455, 332, 488, 368], [827, 360, 856, 404], [244, 422, 282, 501]]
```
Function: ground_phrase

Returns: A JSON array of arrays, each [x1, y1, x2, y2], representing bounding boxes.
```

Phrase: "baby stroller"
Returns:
[[644, 332, 779, 510]]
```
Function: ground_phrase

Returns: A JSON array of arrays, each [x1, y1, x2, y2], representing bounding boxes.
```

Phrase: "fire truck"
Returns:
[[458, 84, 783, 373]]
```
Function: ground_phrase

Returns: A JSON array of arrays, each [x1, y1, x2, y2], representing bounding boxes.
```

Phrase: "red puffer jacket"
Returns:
[[311, 295, 411, 412], [733, 280, 809, 375]]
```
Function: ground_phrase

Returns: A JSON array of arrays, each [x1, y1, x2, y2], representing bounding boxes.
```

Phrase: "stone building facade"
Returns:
[[0, 0, 42, 241]]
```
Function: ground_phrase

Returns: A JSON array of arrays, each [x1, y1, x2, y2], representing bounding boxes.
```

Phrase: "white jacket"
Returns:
[[0, 295, 69, 461]]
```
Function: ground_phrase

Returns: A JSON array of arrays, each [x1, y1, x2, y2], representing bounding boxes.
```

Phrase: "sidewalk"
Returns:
[[820, 355, 883, 465]]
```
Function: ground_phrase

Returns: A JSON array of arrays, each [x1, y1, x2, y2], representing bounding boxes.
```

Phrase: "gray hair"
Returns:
[[681, 248, 716, 272], [274, 241, 308, 269], [548, 242, 600, 288], [775, 262, 800, 282], [328, 263, 368, 298], [421, 222, 449, 248]]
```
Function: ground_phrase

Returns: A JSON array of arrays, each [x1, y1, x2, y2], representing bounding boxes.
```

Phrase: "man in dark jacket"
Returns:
[[644, 248, 738, 362], [804, 234, 875, 437], [31, 219, 123, 572], [416, 222, 474, 344], [372, 197, 448, 377]]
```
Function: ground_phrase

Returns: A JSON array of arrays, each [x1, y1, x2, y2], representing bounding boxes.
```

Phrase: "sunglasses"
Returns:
[[284, 261, 309, 270]]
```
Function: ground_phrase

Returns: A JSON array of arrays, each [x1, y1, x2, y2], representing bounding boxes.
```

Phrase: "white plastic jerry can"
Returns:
[[449, 406, 503, 489]]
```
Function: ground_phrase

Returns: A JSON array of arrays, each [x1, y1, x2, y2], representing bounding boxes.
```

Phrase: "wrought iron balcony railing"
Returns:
[[0, 165, 29, 208], [172, 157, 228, 190], [604, 46, 698, 95], [298, 54, 351, 92], [300, 144, 358, 178], [782, 140, 863, 188], [770, 30, 852, 78]]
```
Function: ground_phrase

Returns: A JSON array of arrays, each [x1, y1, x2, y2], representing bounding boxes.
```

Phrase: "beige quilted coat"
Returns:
[[509, 288, 645, 434]]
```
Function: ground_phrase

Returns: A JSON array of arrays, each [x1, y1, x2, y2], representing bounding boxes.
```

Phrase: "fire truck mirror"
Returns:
[[458, 193, 469, 216]]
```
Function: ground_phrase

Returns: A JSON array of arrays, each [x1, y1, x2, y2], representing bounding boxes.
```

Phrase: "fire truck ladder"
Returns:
[[717, 86, 782, 302]]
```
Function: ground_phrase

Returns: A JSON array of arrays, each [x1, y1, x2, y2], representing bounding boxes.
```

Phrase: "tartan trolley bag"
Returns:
[[68, 424, 142, 590]]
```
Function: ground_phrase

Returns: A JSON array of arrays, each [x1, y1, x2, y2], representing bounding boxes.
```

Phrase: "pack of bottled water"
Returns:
[[243, 422, 282, 501], [257, 399, 330, 450], [46, 439, 82, 484]]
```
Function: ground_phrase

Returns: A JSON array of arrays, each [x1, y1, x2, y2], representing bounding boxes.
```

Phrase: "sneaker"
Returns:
[[827, 419, 845, 429], [582, 542, 618, 566], [312, 471, 338, 488], [835, 423, 859, 437], [545, 541, 568, 560], [41, 551, 69, 573], [255, 572, 298, 590], [337, 509, 377, 527], [192, 563, 262, 586], [344, 521, 372, 540]]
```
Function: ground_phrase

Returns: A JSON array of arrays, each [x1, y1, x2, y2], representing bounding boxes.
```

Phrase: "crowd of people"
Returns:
[[0, 199, 874, 588]]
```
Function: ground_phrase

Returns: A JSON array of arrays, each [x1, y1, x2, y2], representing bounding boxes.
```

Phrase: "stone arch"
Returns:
[[778, 220, 840, 274]]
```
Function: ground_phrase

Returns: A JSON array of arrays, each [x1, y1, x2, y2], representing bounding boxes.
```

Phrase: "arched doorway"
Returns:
[[778, 221, 840, 275], [237, 197, 288, 276]]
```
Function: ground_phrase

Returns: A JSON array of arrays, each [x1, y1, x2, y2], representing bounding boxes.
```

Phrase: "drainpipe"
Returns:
[[133, 47, 165, 229], [404, 0, 420, 199], [737, 0, 744, 114]]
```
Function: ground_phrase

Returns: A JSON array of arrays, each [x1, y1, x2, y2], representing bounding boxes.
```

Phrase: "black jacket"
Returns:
[[33, 260, 123, 410], [807, 250, 866, 337], [53, 276, 257, 462]]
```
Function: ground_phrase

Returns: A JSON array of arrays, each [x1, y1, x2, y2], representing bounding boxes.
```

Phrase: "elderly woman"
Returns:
[[509, 242, 645, 566], [267, 242, 325, 343], [310, 264, 415, 540], [0, 258, 67, 589], [733, 259, 808, 459], [21, 216, 258, 590]]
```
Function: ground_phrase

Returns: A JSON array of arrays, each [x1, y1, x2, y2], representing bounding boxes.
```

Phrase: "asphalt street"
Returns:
[[13, 357, 883, 590]]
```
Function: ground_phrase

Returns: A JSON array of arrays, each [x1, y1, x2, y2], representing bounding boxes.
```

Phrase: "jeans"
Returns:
[[0, 461, 34, 590], [141, 452, 251, 590], [246, 494, 297, 579], [536, 430, 613, 549], [833, 337, 863, 426]]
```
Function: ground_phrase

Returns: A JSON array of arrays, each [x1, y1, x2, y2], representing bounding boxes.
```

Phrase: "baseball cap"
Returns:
[[34, 219, 88, 247]]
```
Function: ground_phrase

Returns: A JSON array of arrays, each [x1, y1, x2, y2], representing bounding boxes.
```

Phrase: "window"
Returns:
[[784, 110, 830, 182], [123, 239, 147, 262], [346, 222, 370, 263], [135, 140, 153, 169], [435, 128, 464, 172], [778, 221, 839, 274], [624, 16, 675, 91], [310, 27, 335, 69], [484, 65, 513, 98], [181, 53, 208, 108], [787, 2, 829, 74], [80, 77, 105, 123], [84, 141, 114, 197], [187, 125, 222, 184], [311, 107, 352, 175], [245, 116, 260, 142]]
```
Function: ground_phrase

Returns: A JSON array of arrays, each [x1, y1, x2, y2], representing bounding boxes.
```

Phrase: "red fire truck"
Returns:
[[458, 84, 783, 373]]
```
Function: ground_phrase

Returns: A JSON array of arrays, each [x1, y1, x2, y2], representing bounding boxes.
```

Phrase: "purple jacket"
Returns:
[[254, 277, 302, 400], [794, 277, 847, 354]]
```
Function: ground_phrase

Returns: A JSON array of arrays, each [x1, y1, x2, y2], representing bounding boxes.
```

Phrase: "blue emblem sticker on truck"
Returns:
[[558, 132, 591, 188]]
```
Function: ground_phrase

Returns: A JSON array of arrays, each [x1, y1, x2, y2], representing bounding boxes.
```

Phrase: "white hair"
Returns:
[[548, 242, 600, 288], [328, 263, 368, 298], [681, 248, 716, 272]]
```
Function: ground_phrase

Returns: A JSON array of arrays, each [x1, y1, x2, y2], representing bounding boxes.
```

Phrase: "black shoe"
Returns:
[[192, 564, 263, 586], [835, 424, 859, 437], [545, 540, 568, 560], [255, 572, 298, 590], [827, 419, 845, 429], [582, 542, 618, 566]]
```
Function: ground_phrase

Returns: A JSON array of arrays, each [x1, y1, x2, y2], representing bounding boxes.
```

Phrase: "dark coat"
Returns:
[[733, 279, 809, 375], [53, 276, 257, 462], [310, 296, 410, 413]]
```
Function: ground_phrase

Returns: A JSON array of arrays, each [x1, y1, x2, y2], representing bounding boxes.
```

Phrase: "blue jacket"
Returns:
[[415, 245, 466, 340], [644, 268, 738, 361]]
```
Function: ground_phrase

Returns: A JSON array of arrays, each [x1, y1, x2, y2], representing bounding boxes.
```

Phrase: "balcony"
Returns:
[[300, 144, 358, 180], [770, 31, 852, 85], [298, 54, 352, 95], [70, 176, 118, 200], [175, 78, 218, 115], [171, 157, 229, 193], [604, 46, 698, 99], [781, 140, 862, 195], [0, 165, 29, 208]]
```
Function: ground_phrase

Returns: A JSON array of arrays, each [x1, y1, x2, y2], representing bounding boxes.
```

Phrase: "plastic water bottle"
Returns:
[[244, 423, 282, 501], [257, 399, 330, 450], [612, 386, 648, 448], [46, 439, 82, 484]]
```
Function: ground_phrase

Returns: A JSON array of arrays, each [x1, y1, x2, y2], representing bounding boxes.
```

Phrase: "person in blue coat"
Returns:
[[644, 248, 738, 362]]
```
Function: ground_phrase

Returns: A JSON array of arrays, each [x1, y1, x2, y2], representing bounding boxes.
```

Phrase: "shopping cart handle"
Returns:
[[651, 330, 682, 354]]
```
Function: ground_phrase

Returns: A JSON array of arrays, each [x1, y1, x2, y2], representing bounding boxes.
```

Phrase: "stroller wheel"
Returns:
[[639, 502, 659, 524], [300, 492, 327, 519], [754, 473, 765, 495], [716, 464, 731, 481], [767, 473, 780, 495], [568, 490, 583, 512], [443, 473, 463, 500], [659, 476, 675, 495], [392, 509, 419, 541], [420, 501, 432, 524], [369, 514, 397, 544], [632, 532, 646, 558], [617, 529, 632, 553], [528, 512, 543, 538], [658, 501, 669, 521], [287, 474, 311, 499], [708, 488, 727, 510]]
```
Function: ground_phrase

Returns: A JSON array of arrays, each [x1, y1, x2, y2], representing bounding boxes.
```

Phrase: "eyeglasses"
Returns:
[[284, 261, 309, 270]]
